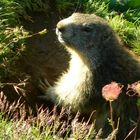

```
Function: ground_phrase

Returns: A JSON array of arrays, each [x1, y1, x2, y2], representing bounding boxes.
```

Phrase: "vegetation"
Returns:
[[84, 0, 140, 54], [0, 0, 26, 82], [0, 0, 140, 139]]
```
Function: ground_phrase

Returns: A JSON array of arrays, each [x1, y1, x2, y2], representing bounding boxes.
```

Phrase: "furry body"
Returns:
[[41, 13, 140, 139]]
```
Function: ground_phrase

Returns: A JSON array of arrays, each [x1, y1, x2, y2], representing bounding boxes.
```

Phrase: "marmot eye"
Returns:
[[82, 26, 92, 32]]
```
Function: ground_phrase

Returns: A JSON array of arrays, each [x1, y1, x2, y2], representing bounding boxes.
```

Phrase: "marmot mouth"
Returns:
[[57, 34, 66, 44], [56, 28, 66, 44]]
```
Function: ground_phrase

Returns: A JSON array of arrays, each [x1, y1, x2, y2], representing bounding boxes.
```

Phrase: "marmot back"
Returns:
[[40, 13, 140, 139]]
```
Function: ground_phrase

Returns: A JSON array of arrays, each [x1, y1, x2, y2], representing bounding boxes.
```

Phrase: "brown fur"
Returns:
[[39, 13, 140, 139]]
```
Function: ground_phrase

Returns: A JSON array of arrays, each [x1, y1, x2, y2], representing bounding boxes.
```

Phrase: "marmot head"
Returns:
[[56, 13, 114, 55]]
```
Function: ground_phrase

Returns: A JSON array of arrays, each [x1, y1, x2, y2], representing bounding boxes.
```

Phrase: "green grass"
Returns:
[[0, 0, 27, 79], [0, 94, 98, 140], [56, 0, 75, 13], [108, 14, 140, 53], [0, 113, 54, 139], [83, 0, 110, 17], [15, 0, 49, 12]]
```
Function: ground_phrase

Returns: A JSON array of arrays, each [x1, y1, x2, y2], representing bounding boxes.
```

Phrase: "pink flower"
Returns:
[[102, 82, 123, 101], [127, 81, 140, 97]]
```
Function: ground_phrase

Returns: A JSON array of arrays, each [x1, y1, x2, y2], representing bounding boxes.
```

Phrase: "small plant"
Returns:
[[0, 92, 104, 139], [102, 82, 123, 140], [0, 0, 48, 82], [108, 14, 140, 54], [0, 1, 27, 81], [102, 81, 140, 139], [123, 9, 140, 25], [84, 0, 110, 18], [56, 0, 80, 14], [15, 0, 49, 12]]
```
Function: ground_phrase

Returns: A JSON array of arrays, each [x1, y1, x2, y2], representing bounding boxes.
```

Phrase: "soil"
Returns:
[[20, 11, 69, 87]]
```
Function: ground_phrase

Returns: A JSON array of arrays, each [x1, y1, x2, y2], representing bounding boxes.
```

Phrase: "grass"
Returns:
[[14, 0, 49, 12], [0, 0, 27, 81], [0, 0, 140, 139], [0, 93, 120, 140], [56, 0, 75, 13], [83, 0, 110, 17], [0, 93, 98, 139], [0, 112, 53, 139], [108, 14, 140, 54]]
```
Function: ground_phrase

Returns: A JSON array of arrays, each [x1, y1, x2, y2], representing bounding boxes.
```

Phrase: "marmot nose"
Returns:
[[57, 26, 65, 33], [57, 22, 66, 33]]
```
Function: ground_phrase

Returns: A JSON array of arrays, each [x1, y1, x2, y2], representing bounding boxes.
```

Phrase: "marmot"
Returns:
[[39, 13, 140, 139]]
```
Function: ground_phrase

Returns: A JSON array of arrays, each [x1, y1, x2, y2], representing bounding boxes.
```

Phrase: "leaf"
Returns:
[[38, 29, 48, 35], [128, 0, 140, 8]]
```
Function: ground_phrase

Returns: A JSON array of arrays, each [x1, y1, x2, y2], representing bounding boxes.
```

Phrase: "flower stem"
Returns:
[[109, 101, 116, 140]]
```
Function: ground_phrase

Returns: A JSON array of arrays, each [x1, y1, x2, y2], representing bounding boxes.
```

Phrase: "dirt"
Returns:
[[20, 11, 69, 85]]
